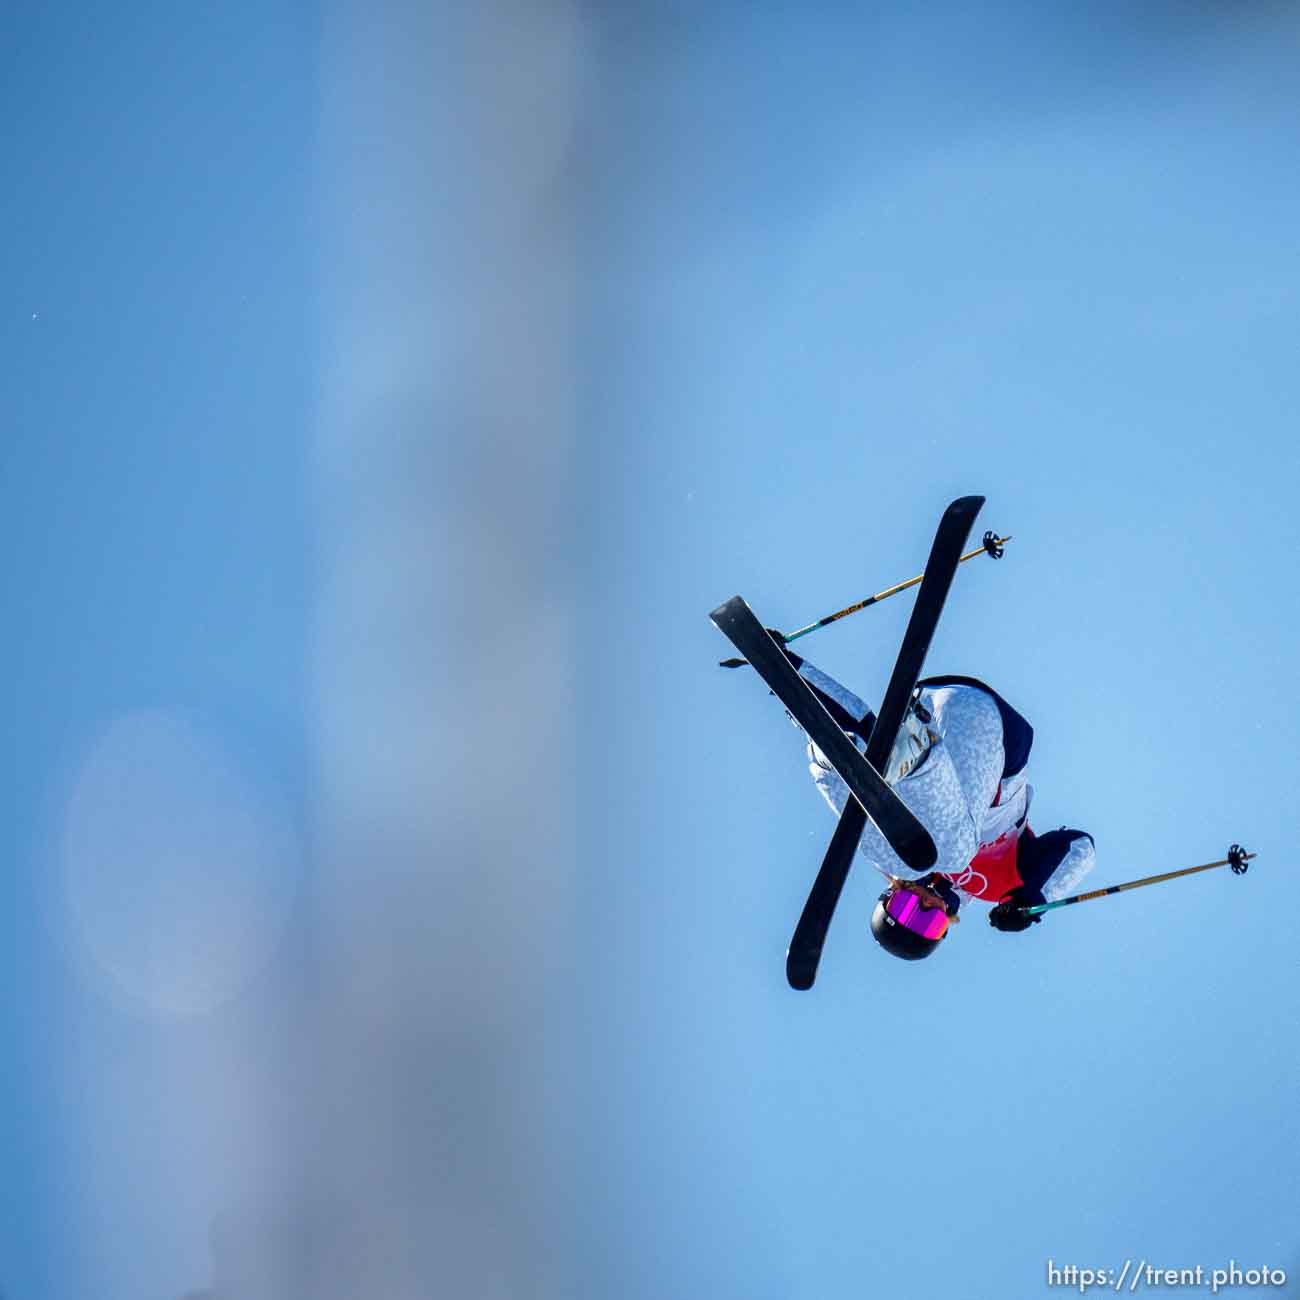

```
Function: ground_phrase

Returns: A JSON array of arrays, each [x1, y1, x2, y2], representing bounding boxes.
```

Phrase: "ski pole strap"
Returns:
[[1020, 844, 1255, 916]]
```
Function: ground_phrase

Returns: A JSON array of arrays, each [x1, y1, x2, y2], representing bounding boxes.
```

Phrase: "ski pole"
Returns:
[[719, 531, 1011, 668], [1019, 844, 1254, 917]]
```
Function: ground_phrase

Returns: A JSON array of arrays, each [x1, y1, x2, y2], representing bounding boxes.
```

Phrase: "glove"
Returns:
[[765, 630, 804, 669], [988, 885, 1044, 933]]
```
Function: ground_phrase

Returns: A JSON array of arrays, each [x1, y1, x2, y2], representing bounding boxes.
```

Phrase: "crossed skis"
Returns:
[[709, 495, 985, 991]]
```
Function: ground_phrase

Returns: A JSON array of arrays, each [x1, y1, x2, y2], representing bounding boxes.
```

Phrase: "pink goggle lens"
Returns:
[[886, 888, 950, 941]]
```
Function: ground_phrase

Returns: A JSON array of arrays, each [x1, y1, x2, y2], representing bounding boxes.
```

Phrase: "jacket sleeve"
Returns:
[[777, 647, 876, 743], [1018, 828, 1096, 903]]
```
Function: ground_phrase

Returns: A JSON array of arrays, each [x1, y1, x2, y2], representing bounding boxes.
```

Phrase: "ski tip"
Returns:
[[902, 839, 940, 873], [708, 594, 748, 626], [946, 494, 986, 517], [785, 949, 819, 992]]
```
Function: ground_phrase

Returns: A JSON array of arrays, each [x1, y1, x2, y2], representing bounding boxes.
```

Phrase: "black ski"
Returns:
[[709, 597, 938, 873], [785, 495, 985, 990]]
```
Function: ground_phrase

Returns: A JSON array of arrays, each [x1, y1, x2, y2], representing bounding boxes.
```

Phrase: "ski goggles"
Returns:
[[884, 887, 951, 941]]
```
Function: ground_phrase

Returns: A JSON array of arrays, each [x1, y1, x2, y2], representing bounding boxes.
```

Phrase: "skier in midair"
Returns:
[[767, 635, 1095, 960]]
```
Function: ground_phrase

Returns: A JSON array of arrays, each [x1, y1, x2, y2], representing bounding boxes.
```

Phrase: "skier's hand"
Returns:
[[764, 628, 804, 669], [988, 902, 1037, 932], [988, 887, 1044, 933]]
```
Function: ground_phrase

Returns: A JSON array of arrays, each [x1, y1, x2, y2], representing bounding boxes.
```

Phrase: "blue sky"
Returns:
[[4, 4, 1298, 1298], [4, 5, 314, 1297], [579, 7, 1299, 1299]]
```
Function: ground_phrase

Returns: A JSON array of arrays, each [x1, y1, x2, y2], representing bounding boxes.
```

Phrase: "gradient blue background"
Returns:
[[4, 4, 1297, 1298]]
